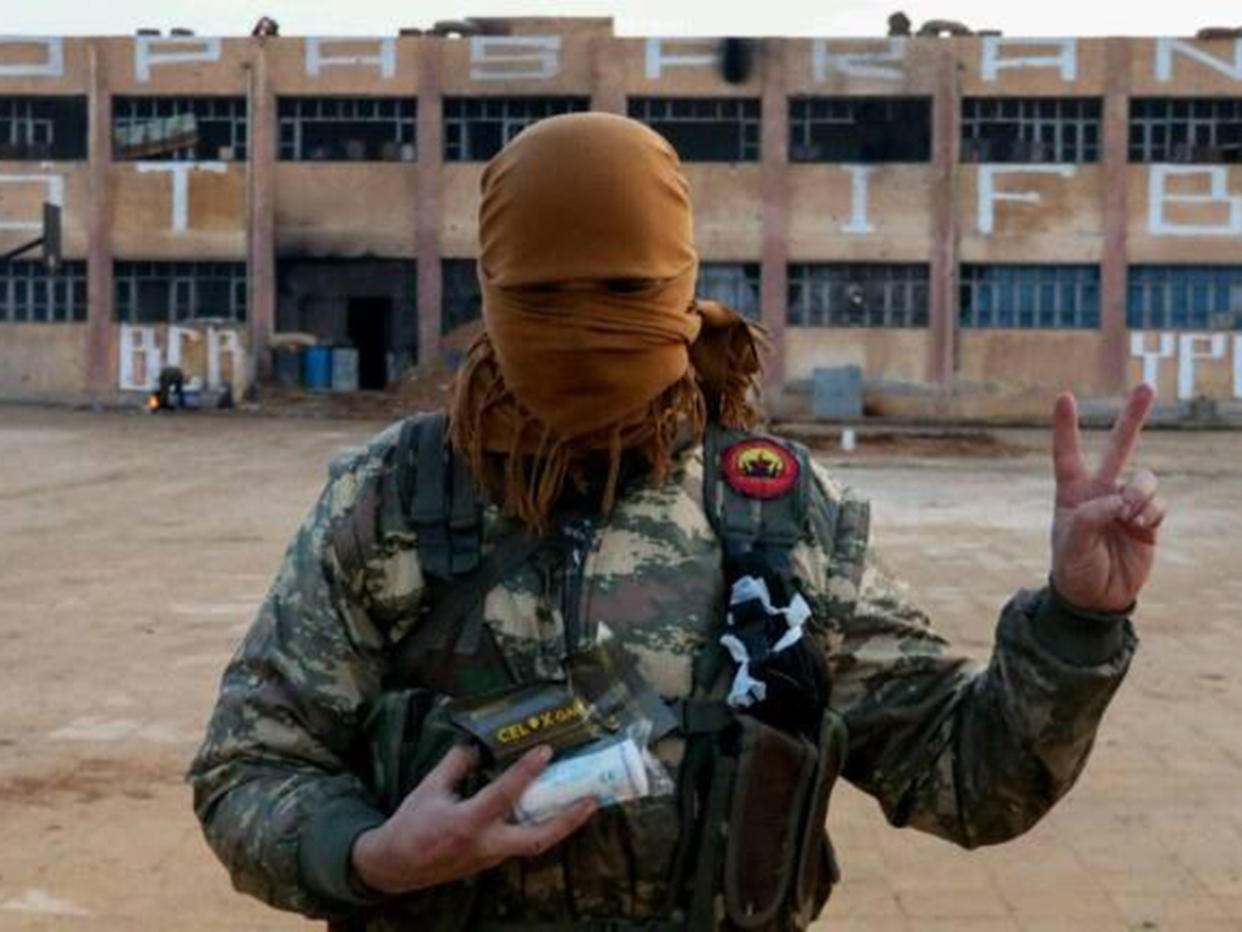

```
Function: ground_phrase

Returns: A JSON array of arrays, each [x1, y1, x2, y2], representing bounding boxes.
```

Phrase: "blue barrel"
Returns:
[[301, 346, 333, 391]]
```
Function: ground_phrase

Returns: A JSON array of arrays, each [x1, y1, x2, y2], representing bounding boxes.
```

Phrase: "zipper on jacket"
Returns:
[[560, 516, 596, 658]]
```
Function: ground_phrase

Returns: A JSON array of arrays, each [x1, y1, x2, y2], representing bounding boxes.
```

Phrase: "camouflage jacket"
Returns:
[[188, 420, 1137, 927]]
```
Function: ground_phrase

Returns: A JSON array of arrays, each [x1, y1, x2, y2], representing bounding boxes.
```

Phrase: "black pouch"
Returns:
[[722, 716, 818, 929], [791, 709, 848, 925], [444, 680, 608, 767]]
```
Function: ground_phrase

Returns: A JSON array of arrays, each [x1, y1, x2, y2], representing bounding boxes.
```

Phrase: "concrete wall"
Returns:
[[275, 164, 418, 257], [0, 324, 88, 399], [2, 28, 1242, 415]]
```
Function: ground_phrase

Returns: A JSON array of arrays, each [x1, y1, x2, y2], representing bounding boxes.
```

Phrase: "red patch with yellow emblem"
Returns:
[[721, 439, 799, 500]]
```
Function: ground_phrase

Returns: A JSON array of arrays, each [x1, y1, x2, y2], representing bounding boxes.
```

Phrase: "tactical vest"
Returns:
[[334, 413, 867, 932]]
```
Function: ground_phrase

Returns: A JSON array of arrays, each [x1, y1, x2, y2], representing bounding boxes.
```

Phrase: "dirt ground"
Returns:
[[1, 404, 1240, 931]]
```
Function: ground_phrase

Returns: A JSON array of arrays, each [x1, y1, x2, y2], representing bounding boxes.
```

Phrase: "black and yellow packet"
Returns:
[[444, 641, 677, 767]]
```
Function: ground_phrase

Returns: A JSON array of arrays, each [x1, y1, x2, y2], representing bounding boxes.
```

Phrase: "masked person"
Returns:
[[189, 113, 1166, 931]]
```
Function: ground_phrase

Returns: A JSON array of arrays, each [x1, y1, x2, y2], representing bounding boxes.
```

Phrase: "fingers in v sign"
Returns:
[[1049, 382, 1166, 614]]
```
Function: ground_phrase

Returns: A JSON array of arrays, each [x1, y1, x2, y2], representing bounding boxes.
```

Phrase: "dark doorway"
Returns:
[[348, 298, 392, 390]]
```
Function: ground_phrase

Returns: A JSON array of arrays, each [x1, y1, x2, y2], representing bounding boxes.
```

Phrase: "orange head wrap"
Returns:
[[449, 112, 763, 526]]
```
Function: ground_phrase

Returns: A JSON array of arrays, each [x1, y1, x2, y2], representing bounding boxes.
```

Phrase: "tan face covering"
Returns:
[[449, 112, 763, 526]]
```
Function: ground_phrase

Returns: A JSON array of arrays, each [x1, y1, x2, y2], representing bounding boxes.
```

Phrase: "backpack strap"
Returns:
[[386, 528, 548, 689], [403, 413, 483, 581]]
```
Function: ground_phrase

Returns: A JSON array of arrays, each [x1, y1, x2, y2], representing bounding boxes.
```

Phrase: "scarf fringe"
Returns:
[[449, 331, 757, 531]]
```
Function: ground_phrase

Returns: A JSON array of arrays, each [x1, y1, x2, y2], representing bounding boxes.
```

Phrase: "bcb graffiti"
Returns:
[[118, 323, 246, 393]]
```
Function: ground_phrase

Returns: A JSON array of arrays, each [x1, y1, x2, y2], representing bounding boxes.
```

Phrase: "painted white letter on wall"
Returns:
[[166, 326, 204, 390], [1179, 333, 1228, 400], [1235, 335, 1242, 399], [842, 166, 875, 234], [981, 37, 1077, 82], [1148, 165, 1242, 236], [0, 37, 64, 77], [470, 36, 561, 81], [1130, 332, 1176, 387], [207, 327, 242, 389], [1155, 38, 1242, 82], [306, 37, 396, 78], [135, 36, 221, 82], [813, 38, 907, 81], [0, 174, 65, 231], [119, 325, 161, 391], [136, 162, 226, 233], [645, 38, 716, 79], [977, 165, 1076, 234]]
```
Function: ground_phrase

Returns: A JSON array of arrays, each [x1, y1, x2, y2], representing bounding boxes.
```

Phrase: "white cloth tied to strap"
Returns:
[[720, 575, 812, 709]]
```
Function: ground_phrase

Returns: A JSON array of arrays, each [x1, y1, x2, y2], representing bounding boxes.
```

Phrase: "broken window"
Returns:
[[0, 260, 86, 323], [278, 97, 416, 162], [629, 97, 761, 162], [1130, 98, 1242, 163], [788, 264, 928, 327], [960, 265, 1098, 329], [961, 98, 1100, 163], [1127, 266, 1242, 329], [444, 97, 589, 162], [789, 97, 931, 162], [113, 97, 248, 161], [697, 262, 761, 319], [442, 259, 482, 334], [0, 96, 87, 160], [114, 261, 247, 323]]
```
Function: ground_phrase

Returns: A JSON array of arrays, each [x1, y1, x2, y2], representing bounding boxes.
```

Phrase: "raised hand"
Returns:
[[1049, 383, 1166, 614], [351, 744, 596, 896]]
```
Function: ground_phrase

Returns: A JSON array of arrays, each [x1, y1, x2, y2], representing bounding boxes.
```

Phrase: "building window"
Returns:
[[961, 98, 1100, 163], [113, 97, 248, 161], [444, 97, 589, 162], [442, 259, 481, 334], [1128, 266, 1242, 330], [0, 96, 87, 160], [788, 264, 928, 327], [114, 261, 247, 323], [1130, 98, 1242, 163], [629, 97, 761, 162], [278, 97, 416, 162], [697, 262, 760, 319], [0, 260, 86, 323], [789, 97, 931, 163], [960, 265, 1098, 329]]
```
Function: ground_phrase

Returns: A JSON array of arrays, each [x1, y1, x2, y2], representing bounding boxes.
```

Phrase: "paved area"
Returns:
[[0, 405, 1239, 931]]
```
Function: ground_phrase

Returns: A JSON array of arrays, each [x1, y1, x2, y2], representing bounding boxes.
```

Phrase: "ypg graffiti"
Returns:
[[1132, 333, 1242, 400]]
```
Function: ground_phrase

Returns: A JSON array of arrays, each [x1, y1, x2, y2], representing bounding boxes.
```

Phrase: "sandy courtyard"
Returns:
[[1, 405, 1239, 931]]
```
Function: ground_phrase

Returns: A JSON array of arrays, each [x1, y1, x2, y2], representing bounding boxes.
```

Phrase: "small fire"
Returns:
[[146, 393, 160, 412]]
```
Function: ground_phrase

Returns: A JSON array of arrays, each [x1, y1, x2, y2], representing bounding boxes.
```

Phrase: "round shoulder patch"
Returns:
[[721, 439, 800, 500]]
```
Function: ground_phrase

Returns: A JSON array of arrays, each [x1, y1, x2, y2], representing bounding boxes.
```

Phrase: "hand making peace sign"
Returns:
[[1050, 382, 1167, 614]]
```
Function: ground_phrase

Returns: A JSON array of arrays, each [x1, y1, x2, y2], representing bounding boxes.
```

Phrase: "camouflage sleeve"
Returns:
[[187, 423, 417, 918], [795, 461, 1137, 849]]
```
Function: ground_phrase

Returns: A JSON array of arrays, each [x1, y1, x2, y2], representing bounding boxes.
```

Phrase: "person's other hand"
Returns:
[[1049, 382, 1167, 613], [351, 744, 596, 896]]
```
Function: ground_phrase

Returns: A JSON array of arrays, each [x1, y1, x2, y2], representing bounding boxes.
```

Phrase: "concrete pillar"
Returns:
[[1100, 38, 1131, 394], [246, 42, 277, 383], [591, 34, 626, 114], [926, 41, 961, 389], [85, 41, 115, 399], [759, 38, 789, 388], [416, 37, 444, 365]]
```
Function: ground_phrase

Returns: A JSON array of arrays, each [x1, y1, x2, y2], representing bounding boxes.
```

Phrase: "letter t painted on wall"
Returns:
[[137, 162, 226, 233]]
